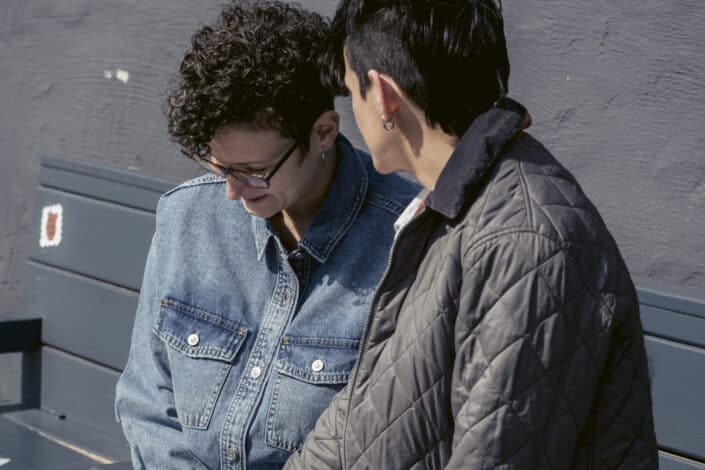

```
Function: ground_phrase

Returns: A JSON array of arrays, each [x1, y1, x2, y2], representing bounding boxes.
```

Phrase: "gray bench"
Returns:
[[0, 156, 703, 469], [639, 279, 705, 469], [0, 156, 174, 469]]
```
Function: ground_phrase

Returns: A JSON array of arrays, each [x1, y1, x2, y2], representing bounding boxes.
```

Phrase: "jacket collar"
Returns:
[[252, 134, 369, 262], [426, 97, 531, 219]]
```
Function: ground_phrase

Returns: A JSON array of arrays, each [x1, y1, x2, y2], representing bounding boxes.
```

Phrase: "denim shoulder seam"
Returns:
[[162, 175, 225, 198]]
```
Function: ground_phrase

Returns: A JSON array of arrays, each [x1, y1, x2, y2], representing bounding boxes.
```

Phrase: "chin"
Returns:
[[372, 154, 408, 176], [370, 154, 396, 174], [242, 199, 278, 219]]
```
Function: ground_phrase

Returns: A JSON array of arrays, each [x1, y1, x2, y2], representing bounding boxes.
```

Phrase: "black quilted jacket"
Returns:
[[285, 98, 658, 469]]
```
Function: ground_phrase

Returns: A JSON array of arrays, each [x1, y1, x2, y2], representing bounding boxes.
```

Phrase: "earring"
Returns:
[[320, 151, 326, 161], [381, 114, 395, 131]]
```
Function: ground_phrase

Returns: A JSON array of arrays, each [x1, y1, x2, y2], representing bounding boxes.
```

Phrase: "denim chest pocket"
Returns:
[[266, 336, 359, 452], [153, 298, 249, 430]]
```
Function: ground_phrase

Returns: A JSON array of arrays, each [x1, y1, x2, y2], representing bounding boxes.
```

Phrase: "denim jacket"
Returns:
[[115, 136, 419, 470]]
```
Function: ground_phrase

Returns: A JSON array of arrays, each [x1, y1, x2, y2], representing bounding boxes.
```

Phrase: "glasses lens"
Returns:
[[234, 173, 269, 189], [193, 153, 271, 189]]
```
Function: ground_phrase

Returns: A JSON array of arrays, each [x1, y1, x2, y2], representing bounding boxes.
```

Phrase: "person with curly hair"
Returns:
[[114, 1, 418, 468]]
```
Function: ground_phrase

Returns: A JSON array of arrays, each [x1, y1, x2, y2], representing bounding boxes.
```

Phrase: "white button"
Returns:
[[250, 366, 262, 379], [311, 359, 324, 372], [187, 333, 199, 346], [227, 446, 239, 461]]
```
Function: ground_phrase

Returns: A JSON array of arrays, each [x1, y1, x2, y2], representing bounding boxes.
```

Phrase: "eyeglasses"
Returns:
[[182, 141, 299, 189]]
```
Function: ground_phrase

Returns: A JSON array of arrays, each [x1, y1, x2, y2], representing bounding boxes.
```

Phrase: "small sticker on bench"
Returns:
[[40, 204, 63, 248]]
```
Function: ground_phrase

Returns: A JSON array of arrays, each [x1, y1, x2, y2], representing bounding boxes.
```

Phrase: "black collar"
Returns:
[[426, 97, 530, 219]]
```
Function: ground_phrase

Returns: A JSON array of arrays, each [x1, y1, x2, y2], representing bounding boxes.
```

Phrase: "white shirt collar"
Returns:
[[394, 189, 429, 235]]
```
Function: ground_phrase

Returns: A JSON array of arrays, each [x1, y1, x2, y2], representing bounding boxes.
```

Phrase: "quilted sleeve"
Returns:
[[284, 385, 348, 469], [445, 231, 646, 469]]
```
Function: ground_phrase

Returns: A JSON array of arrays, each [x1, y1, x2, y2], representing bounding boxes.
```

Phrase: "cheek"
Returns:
[[267, 161, 303, 201], [351, 99, 377, 144], [349, 96, 362, 125]]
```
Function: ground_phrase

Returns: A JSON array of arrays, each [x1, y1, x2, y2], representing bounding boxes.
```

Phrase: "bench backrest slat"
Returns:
[[645, 336, 705, 462], [40, 156, 173, 212], [660, 452, 705, 470], [39, 346, 129, 461], [637, 282, 705, 464], [29, 187, 157, 291], [22, 261, 138, 370]]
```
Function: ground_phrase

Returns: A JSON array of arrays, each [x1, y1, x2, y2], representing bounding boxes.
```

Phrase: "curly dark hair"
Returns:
[[165, 0, 334, 157]]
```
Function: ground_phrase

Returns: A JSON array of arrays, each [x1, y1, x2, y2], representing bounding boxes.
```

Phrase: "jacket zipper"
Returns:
[[341, 211, 427, 468]]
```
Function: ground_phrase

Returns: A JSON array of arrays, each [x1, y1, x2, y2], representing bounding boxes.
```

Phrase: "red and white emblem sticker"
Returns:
[[40, 204, 63, 248]]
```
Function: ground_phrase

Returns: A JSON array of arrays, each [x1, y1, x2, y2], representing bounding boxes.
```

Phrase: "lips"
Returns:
[[243, 194, 267, 203]]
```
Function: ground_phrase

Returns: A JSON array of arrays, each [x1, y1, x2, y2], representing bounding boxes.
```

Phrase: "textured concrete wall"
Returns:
[[503, 1, 705, 289], [0, 0, 703, 319]]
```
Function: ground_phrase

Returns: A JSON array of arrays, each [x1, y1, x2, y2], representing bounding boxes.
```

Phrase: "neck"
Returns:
[[272, 145, 339, 251], [406, 126, 457, 191]]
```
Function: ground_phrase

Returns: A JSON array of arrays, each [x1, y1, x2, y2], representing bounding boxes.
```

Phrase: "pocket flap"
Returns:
[[154, 298, 248, 362], [274, 337, 360, 384]]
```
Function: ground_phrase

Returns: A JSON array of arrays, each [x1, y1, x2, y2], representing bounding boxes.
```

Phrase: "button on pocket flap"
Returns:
[[154, 298, 248, 362], [275, 337, 360, 384]]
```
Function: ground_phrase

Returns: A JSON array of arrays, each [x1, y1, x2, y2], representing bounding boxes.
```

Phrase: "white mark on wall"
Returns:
[[0, 458, 11, 466], [104, 68, 130, 83], [40, 204, 63, 248], [116, 69, 129, 83]]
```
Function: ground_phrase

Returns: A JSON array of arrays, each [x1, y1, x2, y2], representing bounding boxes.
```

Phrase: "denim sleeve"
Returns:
[[115, 212, 203, 469]]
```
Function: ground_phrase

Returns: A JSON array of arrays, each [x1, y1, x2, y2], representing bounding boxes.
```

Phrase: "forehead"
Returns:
[[210, 126, 288, 163]]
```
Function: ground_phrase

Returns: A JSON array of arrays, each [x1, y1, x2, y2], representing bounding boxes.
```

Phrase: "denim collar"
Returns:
[[426, 97, 531, 220], [252, 135, 369, 263]]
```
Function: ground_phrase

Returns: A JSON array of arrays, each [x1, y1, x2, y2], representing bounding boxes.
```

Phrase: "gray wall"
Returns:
[[504, 1, 705, 290], [1, 0, 703, 318]]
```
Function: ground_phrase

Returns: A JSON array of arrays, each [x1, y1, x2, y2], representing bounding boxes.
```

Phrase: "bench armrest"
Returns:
[[0, 318, 41, 353]]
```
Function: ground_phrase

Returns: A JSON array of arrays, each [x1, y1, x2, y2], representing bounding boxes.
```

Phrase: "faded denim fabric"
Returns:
[[115, 136, 419, 470]]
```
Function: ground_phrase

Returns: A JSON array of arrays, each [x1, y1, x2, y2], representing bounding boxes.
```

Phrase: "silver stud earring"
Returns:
[[381, 114, 395, 131], [320, 151, 326, 161]]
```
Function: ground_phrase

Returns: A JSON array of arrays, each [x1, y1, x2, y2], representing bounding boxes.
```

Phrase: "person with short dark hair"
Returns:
[[114, 1, 418, 468], [286, 1, 658, 468]]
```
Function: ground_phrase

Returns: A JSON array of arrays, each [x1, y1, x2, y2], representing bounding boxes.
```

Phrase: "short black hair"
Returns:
[[323, 0, 509, 137], [165, 0, 334, 157]]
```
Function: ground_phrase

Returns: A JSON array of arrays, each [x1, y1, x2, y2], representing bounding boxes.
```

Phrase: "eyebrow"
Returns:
[[211, 147, 290, 168], [207, 154, 267, 169]]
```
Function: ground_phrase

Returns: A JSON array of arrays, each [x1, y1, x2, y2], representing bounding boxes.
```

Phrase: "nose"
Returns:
[[225, 174, 247, 200]]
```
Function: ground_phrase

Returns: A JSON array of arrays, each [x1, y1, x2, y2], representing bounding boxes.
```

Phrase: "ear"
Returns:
[[368, 70, 402, 120], [310, 110, 340, 152]]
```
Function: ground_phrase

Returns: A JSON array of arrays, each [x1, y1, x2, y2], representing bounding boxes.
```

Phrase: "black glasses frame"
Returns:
[[182, 141, 299, 189]]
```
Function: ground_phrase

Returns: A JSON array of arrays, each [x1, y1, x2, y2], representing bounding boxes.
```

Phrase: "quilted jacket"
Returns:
[[285, 98, 658, 469]]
